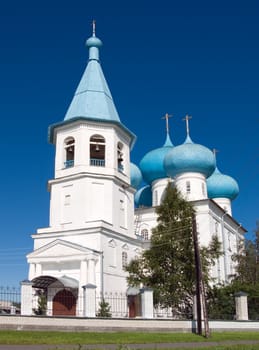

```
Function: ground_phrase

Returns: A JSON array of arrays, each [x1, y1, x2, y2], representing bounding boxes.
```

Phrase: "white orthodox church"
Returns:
[[23, 27, 246, 317]]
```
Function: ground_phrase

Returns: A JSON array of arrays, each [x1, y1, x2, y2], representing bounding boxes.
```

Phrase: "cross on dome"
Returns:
[[212, 148, 219, 157], [92, 19, 96, 36], [161, 113, 172, 134], [182, 114, 192, 136]]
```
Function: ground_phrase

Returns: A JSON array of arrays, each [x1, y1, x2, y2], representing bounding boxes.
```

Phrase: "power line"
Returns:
[[0, 247, 31, 252]]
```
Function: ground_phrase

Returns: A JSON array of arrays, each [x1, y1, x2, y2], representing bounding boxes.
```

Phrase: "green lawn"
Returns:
[[1, 330, 259, 346]]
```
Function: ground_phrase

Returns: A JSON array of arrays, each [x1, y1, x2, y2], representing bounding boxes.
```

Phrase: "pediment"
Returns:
[[27, 239, 93, 259], [134, 248, 142, 254], [108, 239, 117, 248]]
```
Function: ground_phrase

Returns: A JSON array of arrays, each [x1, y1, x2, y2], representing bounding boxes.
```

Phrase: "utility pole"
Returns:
[[192, 215, 210, 337]]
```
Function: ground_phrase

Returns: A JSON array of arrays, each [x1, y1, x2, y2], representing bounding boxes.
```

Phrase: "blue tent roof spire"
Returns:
[[48, 25, 136, 148], [63, 24, 121, 123]]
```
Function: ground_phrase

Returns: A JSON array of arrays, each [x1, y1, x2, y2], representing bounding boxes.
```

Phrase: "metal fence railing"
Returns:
[[1, 286, 255, 320], [0, 286, 21, 314]]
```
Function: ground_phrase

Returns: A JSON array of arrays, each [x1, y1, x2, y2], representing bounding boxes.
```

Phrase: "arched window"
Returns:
[[90, 135, 105, 167], [117, 142, 124, 172], [64, 138, 75, 168], [122, 251, 128, 268], [141, 229, 149, 241]]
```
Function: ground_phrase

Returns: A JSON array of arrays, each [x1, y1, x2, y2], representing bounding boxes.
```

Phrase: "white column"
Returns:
[[20, 280, 33, 316], [28, 263, 35, 280], [140, 288, 153, 319], [82, 284, 97, 317], [87, 254, 97, 285], [78, 260, 87, 316], [80, 260, 87, 286], [35, 263, 42, 276], [235, 292, 248, 321]]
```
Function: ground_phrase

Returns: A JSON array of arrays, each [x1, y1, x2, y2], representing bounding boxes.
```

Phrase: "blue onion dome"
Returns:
[[207, 167, 239, 200], [130, 163, 143, 189], [164, 135, 216, 178], [134, 185, 152, 208], [86, 22, 103, 61], [86, 35, 102, 48], [139, 133, 174, 184]]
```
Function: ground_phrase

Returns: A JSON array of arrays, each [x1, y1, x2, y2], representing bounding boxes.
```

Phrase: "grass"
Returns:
[[1, 331, 259, 346], [52, 346, 259, 350]]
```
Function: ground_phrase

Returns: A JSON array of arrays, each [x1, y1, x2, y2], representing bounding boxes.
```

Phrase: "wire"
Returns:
[[0, 247, 31, 251]]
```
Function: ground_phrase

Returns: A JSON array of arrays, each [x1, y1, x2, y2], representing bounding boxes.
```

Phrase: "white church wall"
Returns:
[[48, 176, 135, 236], [151, 178, 171, 206], [100, 234, 143, 293], [175, 172, 207, 201], [48, 177, 113, 229], [134, 207, 158, 238], [213, 198, 232, 216]]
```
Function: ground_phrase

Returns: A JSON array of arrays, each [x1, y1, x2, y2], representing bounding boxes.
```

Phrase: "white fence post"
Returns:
[[82, 284, 96, 317], [140, 287, 153, 319], [20, 280, 33, 316], [235, 291, 248, 321]]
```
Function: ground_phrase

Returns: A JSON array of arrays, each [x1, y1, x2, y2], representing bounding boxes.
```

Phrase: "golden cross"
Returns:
[[182, 114, 192, 135], [161, 113, 172, 133], [92, 19, 96, 36]]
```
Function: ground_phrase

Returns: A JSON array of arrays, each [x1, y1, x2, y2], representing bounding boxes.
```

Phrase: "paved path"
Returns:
[[1, 340, 259, 349]]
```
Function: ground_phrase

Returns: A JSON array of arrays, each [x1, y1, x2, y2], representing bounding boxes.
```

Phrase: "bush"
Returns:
[[96, 299, 112, 317]]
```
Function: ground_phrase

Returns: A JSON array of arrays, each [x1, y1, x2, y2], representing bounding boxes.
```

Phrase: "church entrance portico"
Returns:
[[31, 275, 79, 316]]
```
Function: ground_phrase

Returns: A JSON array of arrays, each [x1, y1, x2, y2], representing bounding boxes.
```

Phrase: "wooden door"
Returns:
[[53, 289, 76, 316]]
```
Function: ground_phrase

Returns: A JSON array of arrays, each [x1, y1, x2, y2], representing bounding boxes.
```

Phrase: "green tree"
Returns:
[[96, 299, 112, 318], [33, 289, 47, 315], [207, 284, 236, 320], [233, 221, 259, 285], [207, 222, 259, 320], [126, 183, 221, 316]]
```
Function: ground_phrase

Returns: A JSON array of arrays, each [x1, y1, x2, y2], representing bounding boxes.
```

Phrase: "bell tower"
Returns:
[[41, 24, 135, 237]]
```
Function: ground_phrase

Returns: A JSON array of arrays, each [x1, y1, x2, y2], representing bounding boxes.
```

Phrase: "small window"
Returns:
[[90, 135, 105, 167], [141, 229, 149, 241], [117, 142, 124, 172], [64, 194, 71, 206], [119, 199, 126, 227], [186, 181, 191, 194], [122, 251, 128, 268], [64, 138, 75, 168]]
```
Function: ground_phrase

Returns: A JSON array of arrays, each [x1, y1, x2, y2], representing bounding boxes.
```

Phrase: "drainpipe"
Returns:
[[221, 212, 228, 283], [236, 223, 242, 252], [100, 251, 104, 296]]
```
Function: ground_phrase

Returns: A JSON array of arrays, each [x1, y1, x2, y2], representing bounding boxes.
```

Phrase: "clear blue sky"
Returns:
[[0, 0, 258, 286]]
